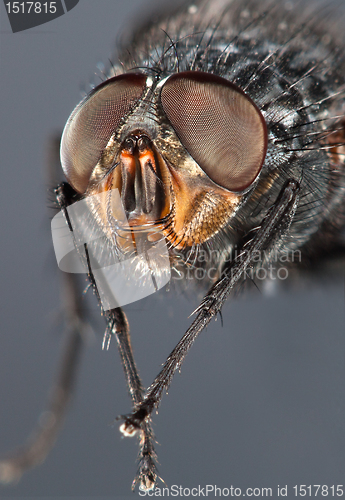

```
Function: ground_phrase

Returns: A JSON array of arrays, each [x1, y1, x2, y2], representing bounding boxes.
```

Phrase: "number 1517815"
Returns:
[[5, 2, 57, 14], [293, 485, 344, 497]]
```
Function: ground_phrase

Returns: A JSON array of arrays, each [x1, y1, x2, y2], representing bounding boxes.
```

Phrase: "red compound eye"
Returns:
[[60, 73, 147, 193], [160, 71, 267, 192]]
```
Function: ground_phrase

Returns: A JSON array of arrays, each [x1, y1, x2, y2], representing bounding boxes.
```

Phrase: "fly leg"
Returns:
[[56, 181, 159, 491], [104, 308, 158, 492], [119, 179, 300, 457]]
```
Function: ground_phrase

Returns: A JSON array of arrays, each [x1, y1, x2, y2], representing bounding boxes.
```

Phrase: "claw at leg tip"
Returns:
[[139, 476, 156, 492], [119, 422, 138, 437]]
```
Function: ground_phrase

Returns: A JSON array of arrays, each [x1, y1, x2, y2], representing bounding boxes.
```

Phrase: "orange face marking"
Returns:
[[138, 148, 157, 172], [164, 169, 241, 248]]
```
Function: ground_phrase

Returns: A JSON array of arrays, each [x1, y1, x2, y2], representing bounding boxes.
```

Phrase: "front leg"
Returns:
[[120, 179, 300, 434], [57, 182, 159, 491], [83, 248, 159, 491], [105, 308, 158, 491]]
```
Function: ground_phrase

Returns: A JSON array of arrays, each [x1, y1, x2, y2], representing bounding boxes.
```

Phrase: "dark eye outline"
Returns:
[[60, 73, 147, 194], [160, 71, 268, 193]]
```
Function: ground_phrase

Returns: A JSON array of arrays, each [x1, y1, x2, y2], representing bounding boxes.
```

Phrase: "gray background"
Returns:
[[0, 1, 344, 499]]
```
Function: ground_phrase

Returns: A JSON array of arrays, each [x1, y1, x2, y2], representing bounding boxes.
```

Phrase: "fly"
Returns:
[[1, 0, 344, 492]]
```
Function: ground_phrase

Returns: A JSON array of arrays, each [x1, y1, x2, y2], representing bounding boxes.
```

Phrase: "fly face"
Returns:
[[0, 0, 344, 494], [60, 70, 267, 275]]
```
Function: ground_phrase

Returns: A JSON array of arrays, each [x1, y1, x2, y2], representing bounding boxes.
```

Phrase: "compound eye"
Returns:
[[160, 71, 267, 192], [60, 73, 147, 193]]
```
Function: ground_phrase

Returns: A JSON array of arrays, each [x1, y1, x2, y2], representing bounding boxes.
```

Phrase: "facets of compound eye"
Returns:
[[160, 71, 268, 193], [60, 73, 147, 193]]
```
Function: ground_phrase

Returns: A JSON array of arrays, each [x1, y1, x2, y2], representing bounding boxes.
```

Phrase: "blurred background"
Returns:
[[0, 1, 344, 499]]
